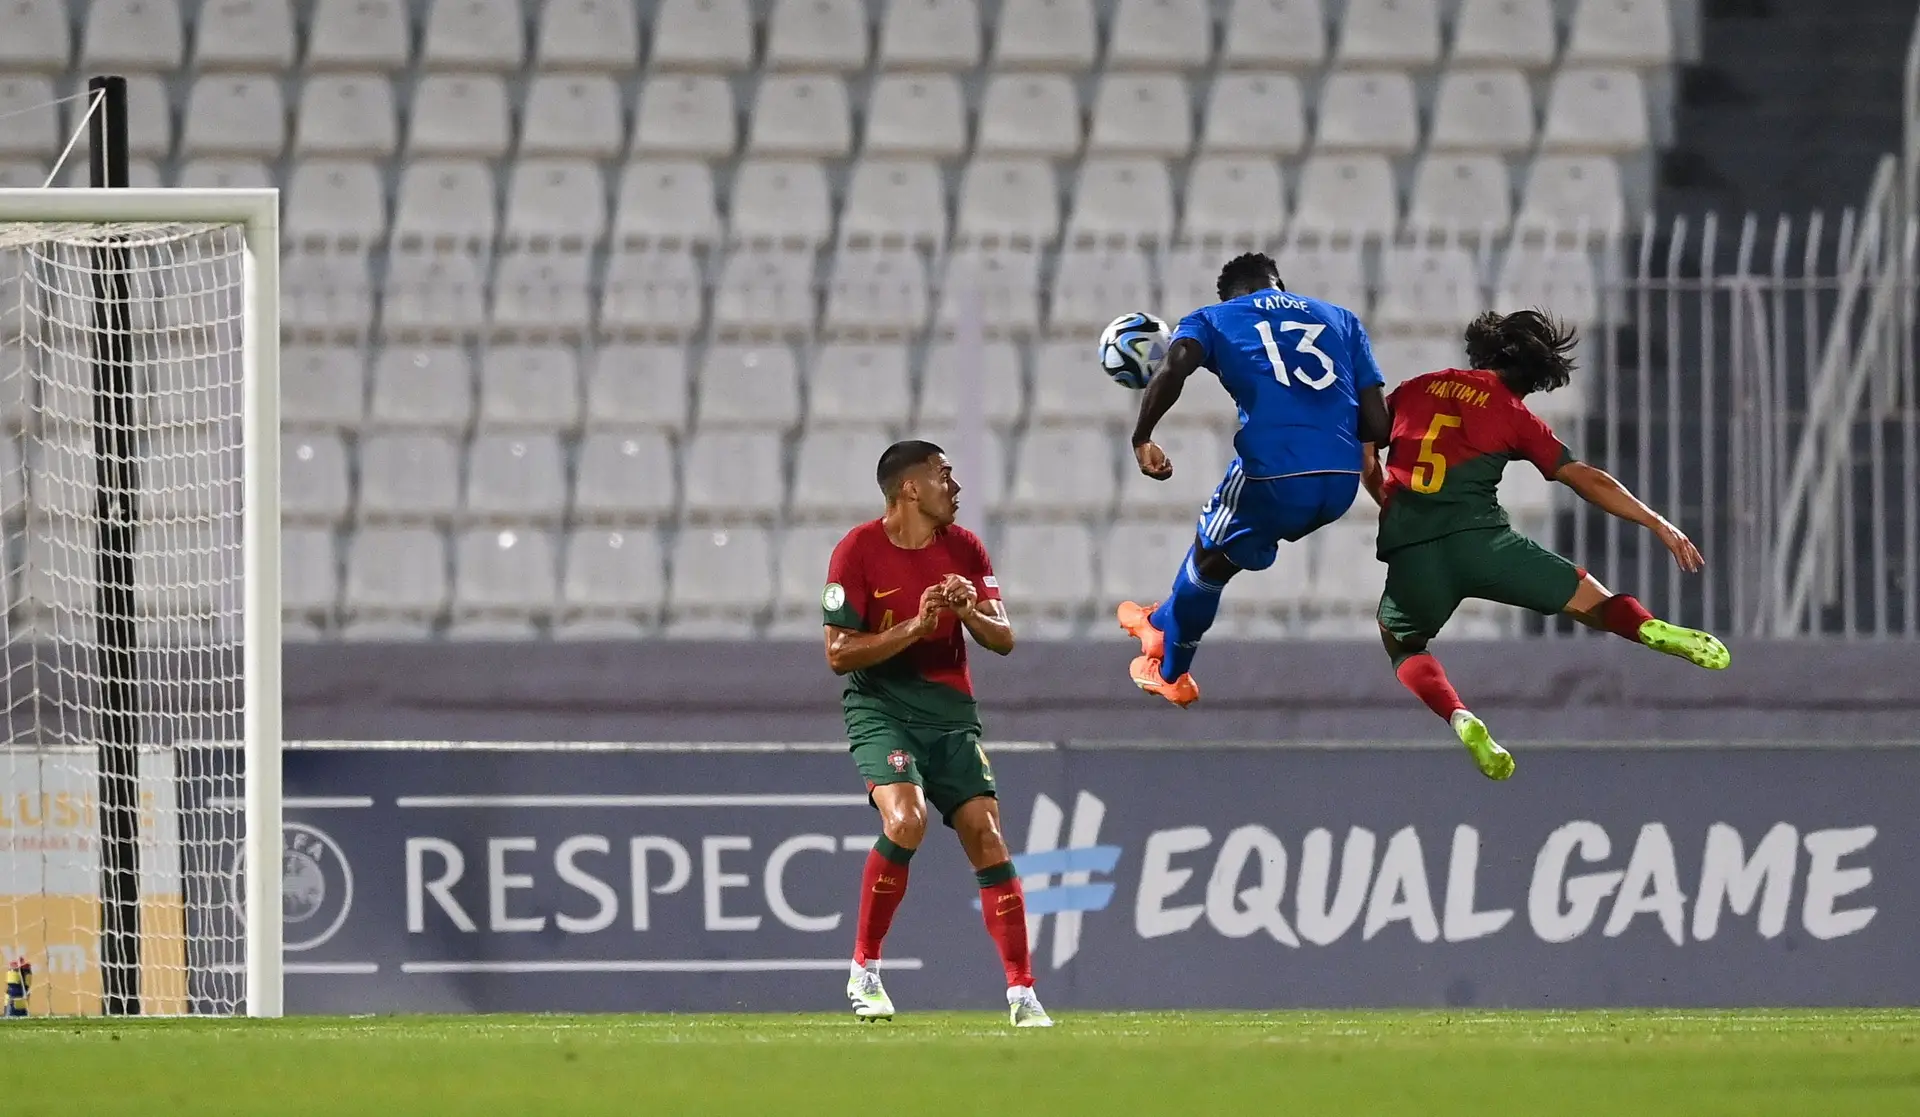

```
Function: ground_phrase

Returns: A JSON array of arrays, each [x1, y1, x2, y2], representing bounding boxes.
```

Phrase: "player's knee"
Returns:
[[1192, 544, 1241, 586], [880, 798, 927, 847]]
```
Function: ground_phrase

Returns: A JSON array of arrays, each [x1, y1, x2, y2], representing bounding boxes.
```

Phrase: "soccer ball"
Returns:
[[1098, 312, 1171, 390]]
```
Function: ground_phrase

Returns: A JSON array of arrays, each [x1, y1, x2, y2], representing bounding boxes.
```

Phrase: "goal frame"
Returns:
[[0, 187, 284, 1017]]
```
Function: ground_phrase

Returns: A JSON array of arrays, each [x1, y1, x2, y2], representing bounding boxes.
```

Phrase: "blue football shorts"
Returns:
[[1193, 462, 1359, 571]]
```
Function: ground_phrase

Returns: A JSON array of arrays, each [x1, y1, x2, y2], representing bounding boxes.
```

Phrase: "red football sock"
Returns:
[[1395, 652, 1466, 721], [1598, 594, 1655, 642], [852, 840, 913, 967], [976, 864, 1033, 988]]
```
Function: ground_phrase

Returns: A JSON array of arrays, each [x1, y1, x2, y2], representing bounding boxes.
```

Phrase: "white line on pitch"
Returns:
[[394, 794, 870, 809], [397, 958, 924, 975], [209, 796, 375, 809], [285, 962, 381, 975]]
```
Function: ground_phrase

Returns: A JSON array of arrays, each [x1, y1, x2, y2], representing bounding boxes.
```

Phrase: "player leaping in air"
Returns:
[[1119, 252, 1391, 704], [821, 440, 1052, 1028], [1364, 309, 1730, 780]]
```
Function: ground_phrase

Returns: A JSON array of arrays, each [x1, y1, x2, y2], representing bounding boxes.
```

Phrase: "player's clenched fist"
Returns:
[[1134, 440, 1172, 480], [939, 573, 978, 618], [914, 584, 949, 631]]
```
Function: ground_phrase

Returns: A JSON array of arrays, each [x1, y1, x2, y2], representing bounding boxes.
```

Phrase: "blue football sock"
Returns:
[[1148, 547, 1225, 682]]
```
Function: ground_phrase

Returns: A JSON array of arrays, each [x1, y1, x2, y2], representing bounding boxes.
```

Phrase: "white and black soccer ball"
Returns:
[[1098, 312, 1171, 390]]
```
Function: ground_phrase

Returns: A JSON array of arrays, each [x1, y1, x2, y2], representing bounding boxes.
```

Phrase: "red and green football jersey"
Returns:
[[822, 520, 1002, 729], [1376, 368, 1575, 555]]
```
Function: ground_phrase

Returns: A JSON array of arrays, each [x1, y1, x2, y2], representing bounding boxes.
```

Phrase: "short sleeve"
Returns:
[[955, 529, 1001, 603], [1512, 402, 1575, 480], [1170, 309, 1215, 369], [822, 531, 869, 629], [1348, 313, 1386, 392]]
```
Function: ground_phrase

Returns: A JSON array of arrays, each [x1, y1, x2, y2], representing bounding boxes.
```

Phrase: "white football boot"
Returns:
[[846, 963, 895, 1021], [1007, 985, 1054, 1028]]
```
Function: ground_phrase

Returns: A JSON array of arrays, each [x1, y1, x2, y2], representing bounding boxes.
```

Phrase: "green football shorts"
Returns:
[[1377, 526, 1583, 642], [846, 708, 996, 827]]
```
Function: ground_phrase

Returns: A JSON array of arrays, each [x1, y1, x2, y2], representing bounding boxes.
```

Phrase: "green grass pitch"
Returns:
[[6, 1010, 1919, 1115]]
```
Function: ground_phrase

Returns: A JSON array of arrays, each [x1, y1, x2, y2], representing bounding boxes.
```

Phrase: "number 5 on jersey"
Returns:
[[1252, 320, 1337, 390], [1411, 414, 1461, 493]]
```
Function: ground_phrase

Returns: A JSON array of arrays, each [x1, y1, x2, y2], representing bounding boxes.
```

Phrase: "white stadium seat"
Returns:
[[537, 0, 640, 70], [809, 342, 913, 428], [307, 0, 410, 70], [1405, 154, 1514, 236], [1115, 426, 1227, 517], [1066, 157, 1176, 246], [862, 73, 967, 158], [392, 160, 496, 248], [1315, 70, 1419, 155], [1452, 0, 1556, 69], [445, 617, 543, 640], [748, 74, 854, 157], [1430, 68, 1536, 154], [1088, 74, 1193, 157], [633, 75, 737, 158], [283, 433, 351, 524], [344, 528, 449, 617], [408, 74, 511, 158], [1308, 521, 1383, 615], [368, 345, 474, 430], [479, 346, 581, 431], [1517, 155, 1628, 236], [520, 74, 625, 158], [562, 529, 665, 618], [918, 340, 1026, 427], [295, 75, 398, 158], [1201, 72, 1307, 154], [1290, 154, 1398, 238], [1374, 246, 1487, 335], [82, 0, 183, 71], [1048, 247, 1155, 335], [1336, 0, 1440, 67], [1102, 519, 1195, 607], [490, 250, 595, 340], [380, 252, 488, 338], [0, 161, 43, 189], [879, 0, 982, 70], [1157, 245, 1221, 319], [284, 160, 385, 247], [774, 525, 850, 618], [791, 429, 895, 520], [1371, 336, 1462, 388], [651, 0, 754, 71], [1496, 246, 1601, 329], [955, 159, 1060, 246], [195, 0, 295, 69], [728, 159, 833, 246], [841, 159, 947, 247], [696, 343, 803, 429], [1030, 339, 1141, 427], [572, 433, 676, 521], [1, 0, 71, 72], [1008, 427, 1117, 518], [1221, 0, 1326, 69], [766, 0, 869, 71], [913, 426, 1008, 514], [357, 433, 462, 521], [282, 345, 368, 428], [183, 75, 285, 159], [464, 435, 568, 523], [178, 158, 272, 188], [504, 160, 607, 248], [710, 248, 817, 335], [824, 246, 931, 337], [422, 0, 524, 70], [669, 527, 774, 617], [1567, 0, 1674, 67], [934, 248, 1043, 337], [681, 432, 785, 521], [614, 161, 721, 247], [997, 523, 1096, 629], [283, 528, 339, 618], [281, 252, 373, 338], [0, 79, 58, 158], [1275, 241, 1370, 313], [1182, 156, 1286, 245], [599, 248, 704, 338], [1108, 0, 1212, 70], [338, 617, 437, 641], [1542, 69, 1651, 154], [992, 0, 1096, 69], [584, 344, 691, 431], [976, 73, 1081, 157]]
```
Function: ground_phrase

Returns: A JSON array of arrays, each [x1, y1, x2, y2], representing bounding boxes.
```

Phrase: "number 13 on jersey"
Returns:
[[1252, 320, 1337, 390], [1410, 414, 1461, 493]]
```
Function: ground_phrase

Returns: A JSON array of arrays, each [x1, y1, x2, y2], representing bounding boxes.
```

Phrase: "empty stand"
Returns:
[[651, 0, 755, 71], [537, 0, 640, 71], [195, 0, 295, 69], [863, 74, 968, 158], [422, 0, 525, 71]]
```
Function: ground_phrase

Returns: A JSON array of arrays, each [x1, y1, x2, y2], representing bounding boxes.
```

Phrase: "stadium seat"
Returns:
[[917, 340, 1026, 427], [934, 248, 1043, 337], [710, 248, 818, 336], [862, 74, 967, 158], [954, 158, 1060, 246], [1452, 0, 1555, 69], [283, 433, 351, 525], [1181, 156, 1285, 245], [1275, 241, 1370, 313], [748, 74, 854, 157], [599, 248, 705, 338], [0, 161, 45, 189], [536, 0, 640, 70], [1429, 68, 1536, 154], [118, 75, 171, 160], [808, 343, 913, 428], [572, 433, 676, 522], [344, 527, 449, 617], [178, 158, 272, 188], [682, 431, 785, 521], [1499, 464, 1558, 523], [552, 615, 650, 639], [463, 435, 567, 523], [912, 426, 1008, 513], [338, 617, 437, 641], [1, 0, 70, 72], [1290, 154, 1398, 238], [1158, 245, 1222, 318], [651, 0, 754, 71], [824, 246, 931, 337], [614, 161, 721, 247], [1048, 246, 1155, 335], [453, 528, 559, 616], [668, 527, 775, 621], [282, 346, 368, 429], [306, 0, 410, 70], [82, 0, 183, 71], [283, 160, 385, 247], [445, 616, 543, 640], [766, 0, 869, 71], [294, 74, 398, 158], [1542, 69, 1651, 154], [1496, 245, 1601, 329], [1375, 246, 1487, 335], [696, 343, 803, 429], [282, 527, 339, 619], [357, 433, 461, 522], [1108, 0, 1212, 70], [1115, 425, 1226, 516], [1201, 72, 1307, 154], [977, 73, 1081, 157], [1567, 0, 1674, 67], [998, 523, 1096, 626], [584, 344, 691, 431], [1336, 0, 1440, 66], [840, 159, 947, 247], [1371, 336, 1462, 387], [391, 161, 497, 249], [408, 74, 511, 158], [0, 78, 58, 157], [1088, 74, 1193, 157], [991, 0, 1096, 69], [1008, 427, 1118, 519], [1101, 518, 1195, 605], [182, 75, 285, 159], [1309, 521, 1383, 615], [1066, 157, 1175, 246], [368, 345, 475, 430], [422, 0, 523, 70], [478, 346, 581, 431], [1030, 339, 1142, 427], [1404, 154, 1514, 236], [1221, 0, 1326, 68], [790, 428, 897, 520], [281, 252, 374, 339], [561, 529, 665, 619], [1517, 155, 1628, 236], [1315, 70, 1419, 155], [490, 250, 595, 340], [633, 75, 738, 158], [878, 0, 981, 69], [729, 159, 833, 246], [520, 75, 625, 158], [774, 524, 849, 619], [194, 0, 295, 69], [503, 160, 606, 249]]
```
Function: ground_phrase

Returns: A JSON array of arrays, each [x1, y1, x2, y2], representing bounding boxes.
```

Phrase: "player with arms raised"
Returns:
[[1364, 309, 1730, 779], [1119, 252, 1391, 703], [822, 440, 1052, 1028]]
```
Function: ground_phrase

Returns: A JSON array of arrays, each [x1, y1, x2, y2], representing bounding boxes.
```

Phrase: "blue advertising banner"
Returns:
[[279, 742, 1917, 1014]]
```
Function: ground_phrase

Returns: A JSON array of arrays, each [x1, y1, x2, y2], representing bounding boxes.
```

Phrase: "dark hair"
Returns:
[[1216, 252, 1284, 301], [1463, 309, 1577, 396], [876, 439, 945, 499]]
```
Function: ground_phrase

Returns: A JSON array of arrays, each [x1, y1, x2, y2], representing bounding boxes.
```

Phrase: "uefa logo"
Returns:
[[228, 823, 356, 952]]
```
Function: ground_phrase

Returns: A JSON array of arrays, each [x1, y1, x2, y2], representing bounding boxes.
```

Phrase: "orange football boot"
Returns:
[[1129, 655, 1200, 708], [1116, 600, 1166, 659]]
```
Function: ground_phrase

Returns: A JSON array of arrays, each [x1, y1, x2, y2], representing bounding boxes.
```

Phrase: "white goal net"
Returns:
[[0, 201, 280, 1017]]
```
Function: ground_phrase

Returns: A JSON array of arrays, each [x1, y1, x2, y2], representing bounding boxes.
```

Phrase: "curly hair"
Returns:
[[1216, 252, 1283, 302], [1463, 309, 1577, 396]]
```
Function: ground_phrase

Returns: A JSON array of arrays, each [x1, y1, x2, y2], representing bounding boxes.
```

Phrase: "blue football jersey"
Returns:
[[1171, 291, 1385, 479]]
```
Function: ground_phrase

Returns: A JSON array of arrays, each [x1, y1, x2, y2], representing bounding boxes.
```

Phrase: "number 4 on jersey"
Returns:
[[1252, 320, 1337, 390]]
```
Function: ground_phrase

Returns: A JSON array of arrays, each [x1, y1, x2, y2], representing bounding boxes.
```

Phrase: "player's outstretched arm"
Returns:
[[823, 586, 949, 674], [1556, 461, 1705, 572], [1130, 337, 1205, 479], [940, 573, 1014, 656]]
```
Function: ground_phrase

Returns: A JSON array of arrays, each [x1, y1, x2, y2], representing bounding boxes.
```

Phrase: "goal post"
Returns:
[[0, 185, 282, 1017]]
